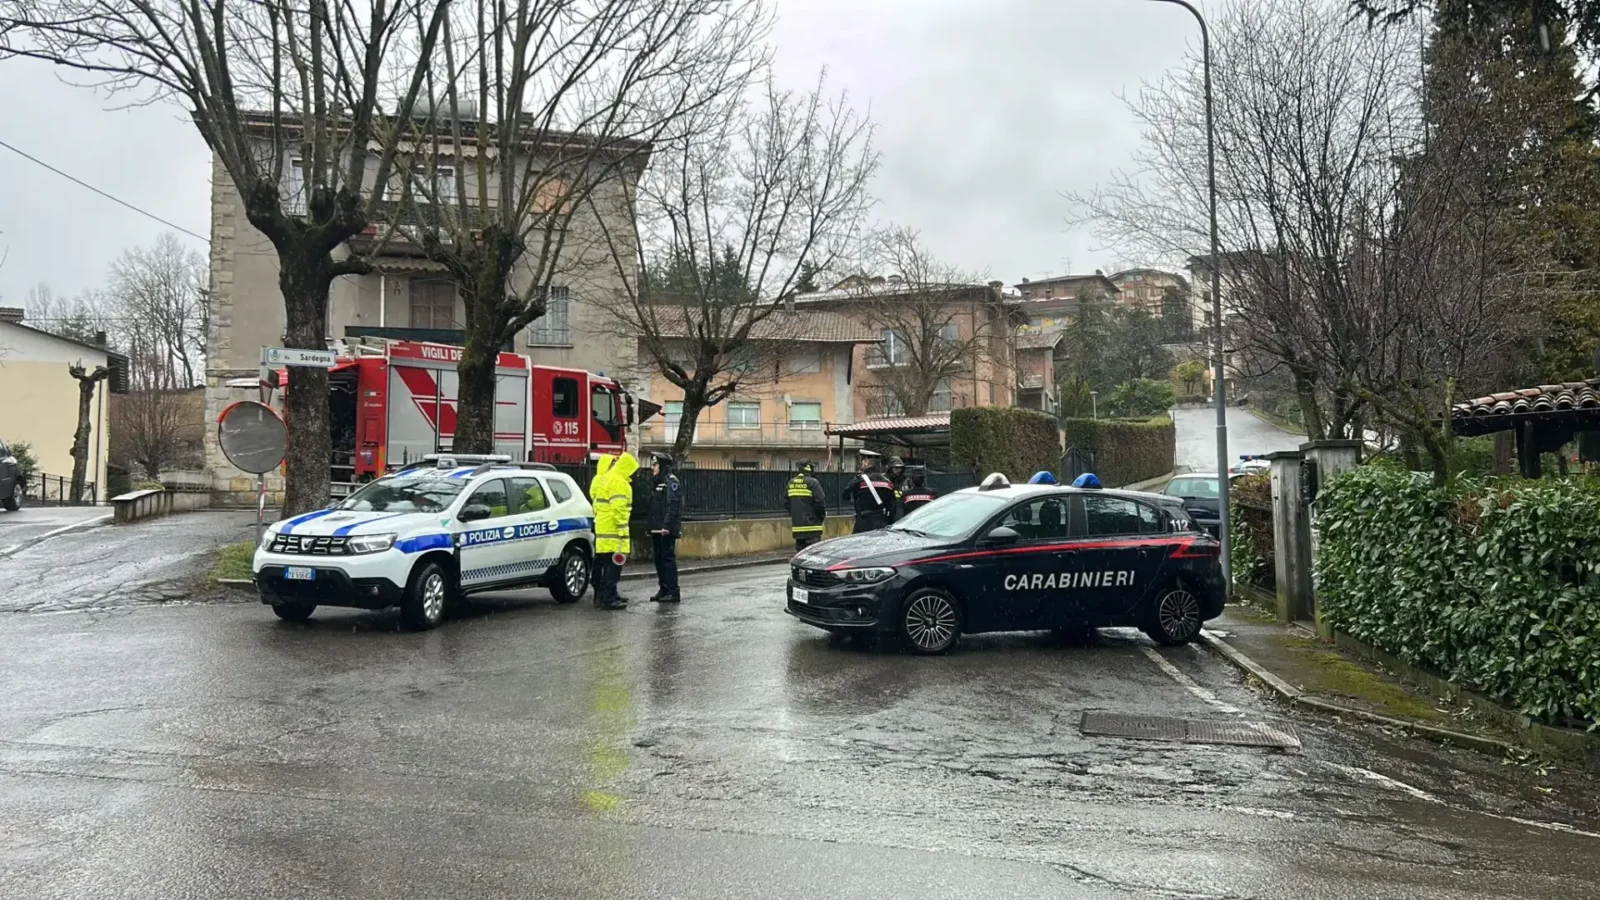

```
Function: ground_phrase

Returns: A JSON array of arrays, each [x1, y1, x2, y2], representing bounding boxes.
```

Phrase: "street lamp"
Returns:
[[1147, 0, 1230, 582]]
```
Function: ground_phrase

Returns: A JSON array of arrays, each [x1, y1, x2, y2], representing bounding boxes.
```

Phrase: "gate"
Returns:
[[1061, 447, 1095, 482]]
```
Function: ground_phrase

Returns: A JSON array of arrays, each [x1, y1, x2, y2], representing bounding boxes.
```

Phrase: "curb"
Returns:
[[621, 555, 789, 581], [1197, 629, 1520, 758], [0, 512, 114, 560], [217, 555, 790, 591]]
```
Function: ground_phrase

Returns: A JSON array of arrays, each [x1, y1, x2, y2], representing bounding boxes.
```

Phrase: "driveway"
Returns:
[[2, 563, 1597, 898], [1172, 406, 1304, 473]]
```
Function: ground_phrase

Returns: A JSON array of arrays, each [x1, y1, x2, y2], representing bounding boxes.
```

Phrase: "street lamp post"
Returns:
[[1148, 0, 1230, 582]]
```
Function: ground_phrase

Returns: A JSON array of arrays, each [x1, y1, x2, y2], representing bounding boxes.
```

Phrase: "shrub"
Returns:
[[3, 439, 38, 480], [1316, 466, 1600, 726], [949, 407, 1060, 480], [1230, 473, 1273, 590], [1107, 379, 1176, 418], [1059, 415, 1175, 488]]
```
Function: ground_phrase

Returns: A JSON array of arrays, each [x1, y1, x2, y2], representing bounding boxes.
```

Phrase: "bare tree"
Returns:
[[593, 77, 877, 458], [3, 1, 450, 514], [23, 282, 113, 345], [112, 387, 198, 479], [108, 233, 207, 390], [373, 0, 771, 453], [66, 361, 110, 501], [851, 228, 1011, 417]]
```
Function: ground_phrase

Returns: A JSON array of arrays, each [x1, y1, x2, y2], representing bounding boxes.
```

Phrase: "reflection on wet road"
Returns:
[[2, 564, 1598, 899]]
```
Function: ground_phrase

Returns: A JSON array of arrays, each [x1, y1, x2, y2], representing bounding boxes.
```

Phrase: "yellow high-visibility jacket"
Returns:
[[593, 451, 638, 555]]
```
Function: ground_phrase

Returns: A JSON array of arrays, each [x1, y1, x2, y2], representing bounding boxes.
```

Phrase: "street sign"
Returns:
[[263, 346, 338, 368]]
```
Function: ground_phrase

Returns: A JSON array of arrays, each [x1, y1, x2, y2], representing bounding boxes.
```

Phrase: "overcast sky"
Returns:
[[0, 0, 1204, 304]]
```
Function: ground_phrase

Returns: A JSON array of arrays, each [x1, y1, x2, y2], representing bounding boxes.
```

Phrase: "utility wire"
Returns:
[[0, 137, 211, 244]]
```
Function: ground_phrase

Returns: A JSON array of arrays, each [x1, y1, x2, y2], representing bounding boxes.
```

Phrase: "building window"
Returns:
[[789, 401, 822, 430], [283, 158, 306, 215], [727, 402, 761, 429], [527, 286, 572, 346], [388, 163, 456, 204], [662, 400, 684, 442], [789, 348, 821, 374], [929, 377, 953, 413], [410, 279, 456, 329], [869, 330, 906, 367]]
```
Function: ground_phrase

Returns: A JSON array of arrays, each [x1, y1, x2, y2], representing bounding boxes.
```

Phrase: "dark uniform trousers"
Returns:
[[652, 534, 679, 596], [593, 555, 621, 604]]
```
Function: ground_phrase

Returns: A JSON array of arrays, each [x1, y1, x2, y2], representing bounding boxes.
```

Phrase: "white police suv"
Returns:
[[253, 456, 595, 629]]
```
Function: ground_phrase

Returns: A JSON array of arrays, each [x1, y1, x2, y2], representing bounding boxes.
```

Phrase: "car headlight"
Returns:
[[836, 566, 895, 584], [259, 529, 277, 550], [347, 533, 397, 554]]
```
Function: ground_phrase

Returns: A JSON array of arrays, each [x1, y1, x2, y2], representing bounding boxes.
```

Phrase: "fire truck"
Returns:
[[241, 338, 633, 494]]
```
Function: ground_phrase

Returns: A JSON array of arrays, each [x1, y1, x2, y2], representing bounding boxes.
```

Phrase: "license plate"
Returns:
[[285, 567, 316, 581], [792, 586, 810, 605]]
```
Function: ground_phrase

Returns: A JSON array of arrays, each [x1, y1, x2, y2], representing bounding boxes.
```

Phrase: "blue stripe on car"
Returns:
[[397, 533, 453, 553], [279, 508, 338, 534]]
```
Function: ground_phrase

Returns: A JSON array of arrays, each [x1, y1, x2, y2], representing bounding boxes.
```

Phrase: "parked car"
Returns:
[[786, 474, 1224, 654], [1161, 472, 1247, 536], [0, 439, 20, 512]]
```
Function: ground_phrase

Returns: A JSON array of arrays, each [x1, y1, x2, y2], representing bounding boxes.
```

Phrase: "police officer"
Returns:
[[591, 451, 639, 610], [647, 452, 682, 603], [899, 465, 939, 515], [784, 460, 827, 551], [844, 450, 896, 532]]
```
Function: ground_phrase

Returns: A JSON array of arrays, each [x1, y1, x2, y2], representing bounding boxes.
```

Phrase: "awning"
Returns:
[[826, 412, 953, 447]]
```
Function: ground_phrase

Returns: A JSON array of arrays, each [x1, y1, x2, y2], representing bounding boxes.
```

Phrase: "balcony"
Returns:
[[637, 419, 856, 449]]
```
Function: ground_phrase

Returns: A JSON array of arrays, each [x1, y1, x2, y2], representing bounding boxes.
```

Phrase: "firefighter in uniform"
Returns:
[[647, 452, 682, 603], [784, 460, 827, 551], [591, 451, 639, 610], [899, 465, 939, 515], [844, 450, 896, 532]]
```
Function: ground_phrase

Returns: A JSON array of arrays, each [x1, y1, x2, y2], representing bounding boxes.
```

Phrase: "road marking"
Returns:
[[1329, 763, 1600, 840], [1334, 763, 1440, 803], [0, 513, 112, 559], [1140, 644, 1242, 715]]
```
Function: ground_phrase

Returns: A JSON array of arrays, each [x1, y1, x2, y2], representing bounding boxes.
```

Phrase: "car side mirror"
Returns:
[[458, 503, 493, 523], [982, 526, 1020, 546]]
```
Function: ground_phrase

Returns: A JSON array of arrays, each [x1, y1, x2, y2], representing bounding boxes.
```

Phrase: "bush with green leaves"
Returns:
[[1107, 379, 1176, 418], [948, 407, 1060, 480], [1229, 473, 1272, 590], [3, 439, 38, 480], [1059, 415, 1175, 487], [1316, 464, 1600, 725]]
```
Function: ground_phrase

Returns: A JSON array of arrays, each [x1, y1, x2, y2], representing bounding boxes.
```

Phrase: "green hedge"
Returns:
[[1059, 415, 1175, 488], [1317, 465, 1600, 726], [949, 407, 1060, 480]]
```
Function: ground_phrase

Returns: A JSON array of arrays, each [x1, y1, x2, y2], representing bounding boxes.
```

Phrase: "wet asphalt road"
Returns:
[[1172, 406, 1304, 474], [4, 563, 1600, 899], [0, 506, 113, 556]]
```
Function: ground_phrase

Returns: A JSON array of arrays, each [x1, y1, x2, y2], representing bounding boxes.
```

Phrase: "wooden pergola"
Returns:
[[1450, 379, 1600, 478]]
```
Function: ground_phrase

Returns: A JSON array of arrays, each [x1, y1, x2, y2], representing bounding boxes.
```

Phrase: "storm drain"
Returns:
[[1079, 711, 1301, 750]]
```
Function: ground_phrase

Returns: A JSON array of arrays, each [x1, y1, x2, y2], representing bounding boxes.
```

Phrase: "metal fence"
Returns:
[[549, 464, 976, 522], [22, 472, 98, 506]]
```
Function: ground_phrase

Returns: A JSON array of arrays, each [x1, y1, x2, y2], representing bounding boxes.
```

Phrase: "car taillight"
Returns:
[[1171, 540, 1221, 559]]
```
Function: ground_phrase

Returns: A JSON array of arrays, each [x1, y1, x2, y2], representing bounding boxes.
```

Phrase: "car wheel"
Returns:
[[1143, 582, 1203, 646], [2, 486, 17, 512], [402, 561, 451, 630], [550, 545, 589, 604], [271, 602, 316, 622], [898, 588, 962, 655]]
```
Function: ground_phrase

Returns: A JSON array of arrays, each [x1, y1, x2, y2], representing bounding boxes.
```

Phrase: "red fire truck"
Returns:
[[244, 338, 632, 492]]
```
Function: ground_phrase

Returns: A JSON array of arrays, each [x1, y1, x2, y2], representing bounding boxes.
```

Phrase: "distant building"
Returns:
[[0, 308, 127, 497]]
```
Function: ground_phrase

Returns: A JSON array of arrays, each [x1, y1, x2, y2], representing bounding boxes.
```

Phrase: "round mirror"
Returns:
[[217, 400, 288, 474]]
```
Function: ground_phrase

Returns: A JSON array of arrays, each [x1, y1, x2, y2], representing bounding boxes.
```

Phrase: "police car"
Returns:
[[786, 473, 1225, 654], [253, 456, 595, 629]]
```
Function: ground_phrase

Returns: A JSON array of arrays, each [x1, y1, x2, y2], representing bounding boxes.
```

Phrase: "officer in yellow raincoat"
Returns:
[[589, 451, 639, 610]]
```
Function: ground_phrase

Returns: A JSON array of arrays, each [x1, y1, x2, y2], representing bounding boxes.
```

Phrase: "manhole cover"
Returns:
[[1080, 711, 1301, 750]]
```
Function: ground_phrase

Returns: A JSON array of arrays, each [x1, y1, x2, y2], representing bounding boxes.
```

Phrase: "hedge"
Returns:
[[948, 407, 1060, 480], [1316, 465, 1600, 726], [1059, 415, 1175, 488]]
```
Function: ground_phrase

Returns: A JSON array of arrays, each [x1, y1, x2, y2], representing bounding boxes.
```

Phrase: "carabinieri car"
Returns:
[[786, 474, 1225, 654], [254, 456, 595, 629]]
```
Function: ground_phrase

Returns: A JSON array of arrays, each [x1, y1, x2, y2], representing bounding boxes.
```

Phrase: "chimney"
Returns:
[[0, 307, 22, 324]]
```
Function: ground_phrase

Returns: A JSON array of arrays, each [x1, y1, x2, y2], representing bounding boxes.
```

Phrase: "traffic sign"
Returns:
[[263, 346, 339, 368]]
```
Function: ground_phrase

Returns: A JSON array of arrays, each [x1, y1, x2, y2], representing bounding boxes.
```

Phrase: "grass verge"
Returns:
[[210, 540, 256, 585]]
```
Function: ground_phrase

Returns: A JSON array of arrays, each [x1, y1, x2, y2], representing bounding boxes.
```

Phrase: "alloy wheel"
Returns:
[[905, 593, 957, 652], [565, 553, 587, 596], [422, 572, 446, 623], [1158, 589, 1201, 642]]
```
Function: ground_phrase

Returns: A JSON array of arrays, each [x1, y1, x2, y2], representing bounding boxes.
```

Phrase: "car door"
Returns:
[[456, 477, 518, 589], [963, 496, 1072, 633], [1069, 494, 1166, 622], [508, 475, 564, 580]]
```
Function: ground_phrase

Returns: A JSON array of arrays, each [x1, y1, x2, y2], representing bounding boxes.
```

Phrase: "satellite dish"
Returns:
[[217, 401, 288, 474]]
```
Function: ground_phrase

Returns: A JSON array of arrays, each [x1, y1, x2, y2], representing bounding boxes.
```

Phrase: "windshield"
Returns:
[[1166, 477, 1220, 499], [888, 492, 1010, 539], [338, 474, 466, 513]]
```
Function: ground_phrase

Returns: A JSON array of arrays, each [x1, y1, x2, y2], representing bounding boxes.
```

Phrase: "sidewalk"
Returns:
[[619, 551, 789, 581], [1203, 605, 1522, 755]]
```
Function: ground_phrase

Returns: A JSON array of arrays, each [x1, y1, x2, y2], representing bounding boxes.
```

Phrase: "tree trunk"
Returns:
[[1292, 367, 1326, 441], [454, 340, 499, 455], [278, 255, 334, 517], [67, 365, 109, 504], [671, 387, 710, 460], [1492, 430, 1515, 475], [453, 232, 521, 455]]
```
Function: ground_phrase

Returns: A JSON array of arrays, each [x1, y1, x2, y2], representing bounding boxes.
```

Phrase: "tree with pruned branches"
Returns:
[[591, 76, 877, 460], [3, 0, 450, 514]]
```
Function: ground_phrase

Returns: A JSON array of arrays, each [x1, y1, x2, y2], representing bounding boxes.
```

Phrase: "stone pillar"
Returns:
[[1262, 450, 1311, 624], [1301, 439, 1363, 639]]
